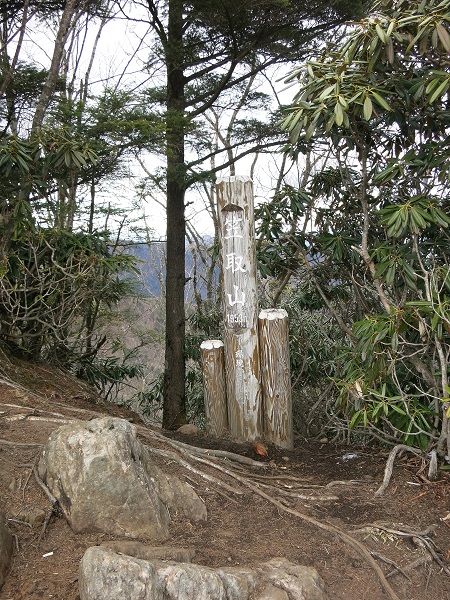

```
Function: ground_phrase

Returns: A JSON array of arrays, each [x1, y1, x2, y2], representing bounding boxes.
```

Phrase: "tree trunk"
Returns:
[[163, 0, 186, 429], [31, 0, 79, 133], [0, 0, 30, 133]]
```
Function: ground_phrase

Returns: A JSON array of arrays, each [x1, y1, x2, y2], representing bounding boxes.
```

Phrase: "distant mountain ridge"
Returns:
[[121, 237, 217, 298]]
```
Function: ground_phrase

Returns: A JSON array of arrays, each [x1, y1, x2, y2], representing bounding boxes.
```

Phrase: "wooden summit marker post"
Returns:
[[217, 176, 263, 442]]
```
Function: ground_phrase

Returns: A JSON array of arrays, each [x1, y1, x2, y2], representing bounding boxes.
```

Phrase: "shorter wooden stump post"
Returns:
[[200, 340, 228, 437], [259, 309, 293, 450]]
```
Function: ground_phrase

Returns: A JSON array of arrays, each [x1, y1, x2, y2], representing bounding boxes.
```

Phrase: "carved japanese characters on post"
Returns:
[[223, 209, 249, 329]]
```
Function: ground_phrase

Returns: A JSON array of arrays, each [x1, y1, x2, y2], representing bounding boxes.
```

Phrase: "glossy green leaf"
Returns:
[[436, 22, 450, 52], [334, 102, 344, 126], [371, 91, 392, 111], [375, 23, 386, 43], [319, 84, 336, 102], [363, 96, 373, 120], [428, 78, 449, 103]]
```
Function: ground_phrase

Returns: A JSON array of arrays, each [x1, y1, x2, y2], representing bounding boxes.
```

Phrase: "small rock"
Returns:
[[340, 453, 359, 462], [8, 479, 19, 493], [177, 423, 199, 435], [260, 557, 327, 600], [319, 438, 328, 444], [281, 456, 290, 462], [15, 508, 46, 528]]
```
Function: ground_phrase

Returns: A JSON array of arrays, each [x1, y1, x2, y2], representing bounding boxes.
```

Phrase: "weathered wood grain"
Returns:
[[217, 176, 263, 441], [200, 340, 228, 437], [259, 308, 293, 449]]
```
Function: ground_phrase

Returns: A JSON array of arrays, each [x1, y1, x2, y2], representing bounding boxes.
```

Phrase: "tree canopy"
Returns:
[[278, 0, 450, 456]]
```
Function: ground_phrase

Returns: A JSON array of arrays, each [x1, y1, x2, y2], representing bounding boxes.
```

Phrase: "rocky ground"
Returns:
[[0, 360, 450, 600]]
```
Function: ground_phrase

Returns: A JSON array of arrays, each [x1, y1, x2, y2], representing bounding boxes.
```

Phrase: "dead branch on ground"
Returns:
[[355, 523, 448, 577]]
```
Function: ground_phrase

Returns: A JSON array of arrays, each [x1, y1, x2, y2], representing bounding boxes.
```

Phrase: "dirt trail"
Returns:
[[0, 363, 449, 600]]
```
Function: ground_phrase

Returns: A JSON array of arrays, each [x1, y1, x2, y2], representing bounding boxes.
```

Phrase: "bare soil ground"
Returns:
[[0, 361, 449, 600]]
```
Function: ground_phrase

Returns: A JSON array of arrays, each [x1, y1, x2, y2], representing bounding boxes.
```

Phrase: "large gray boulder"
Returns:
[[0, 511, 13, 590], [37, 417, 206, 541], [79, 546, 328, 600]]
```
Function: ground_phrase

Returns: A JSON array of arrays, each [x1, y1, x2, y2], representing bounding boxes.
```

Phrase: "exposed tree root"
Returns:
[[101, 424, 430, 598], [357, 523, 437, 539], [141, 427, 267, 468], [185, 451, 402, 600], [146, 446, 244, 496], [355, 523, 449, 577], [374, 444, 422, 497], [370, 551, 411, 581], [148, 433, 448, 596], [0, 403, 67, 417], [142, 436, 401, 600], [0, 438, 43, 448], [3, 414, 75, 425], [386, 555, 432, 579], [7, 518, 32, 529], [243, 479, 339, 501], [33, 467, 59, 543]]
